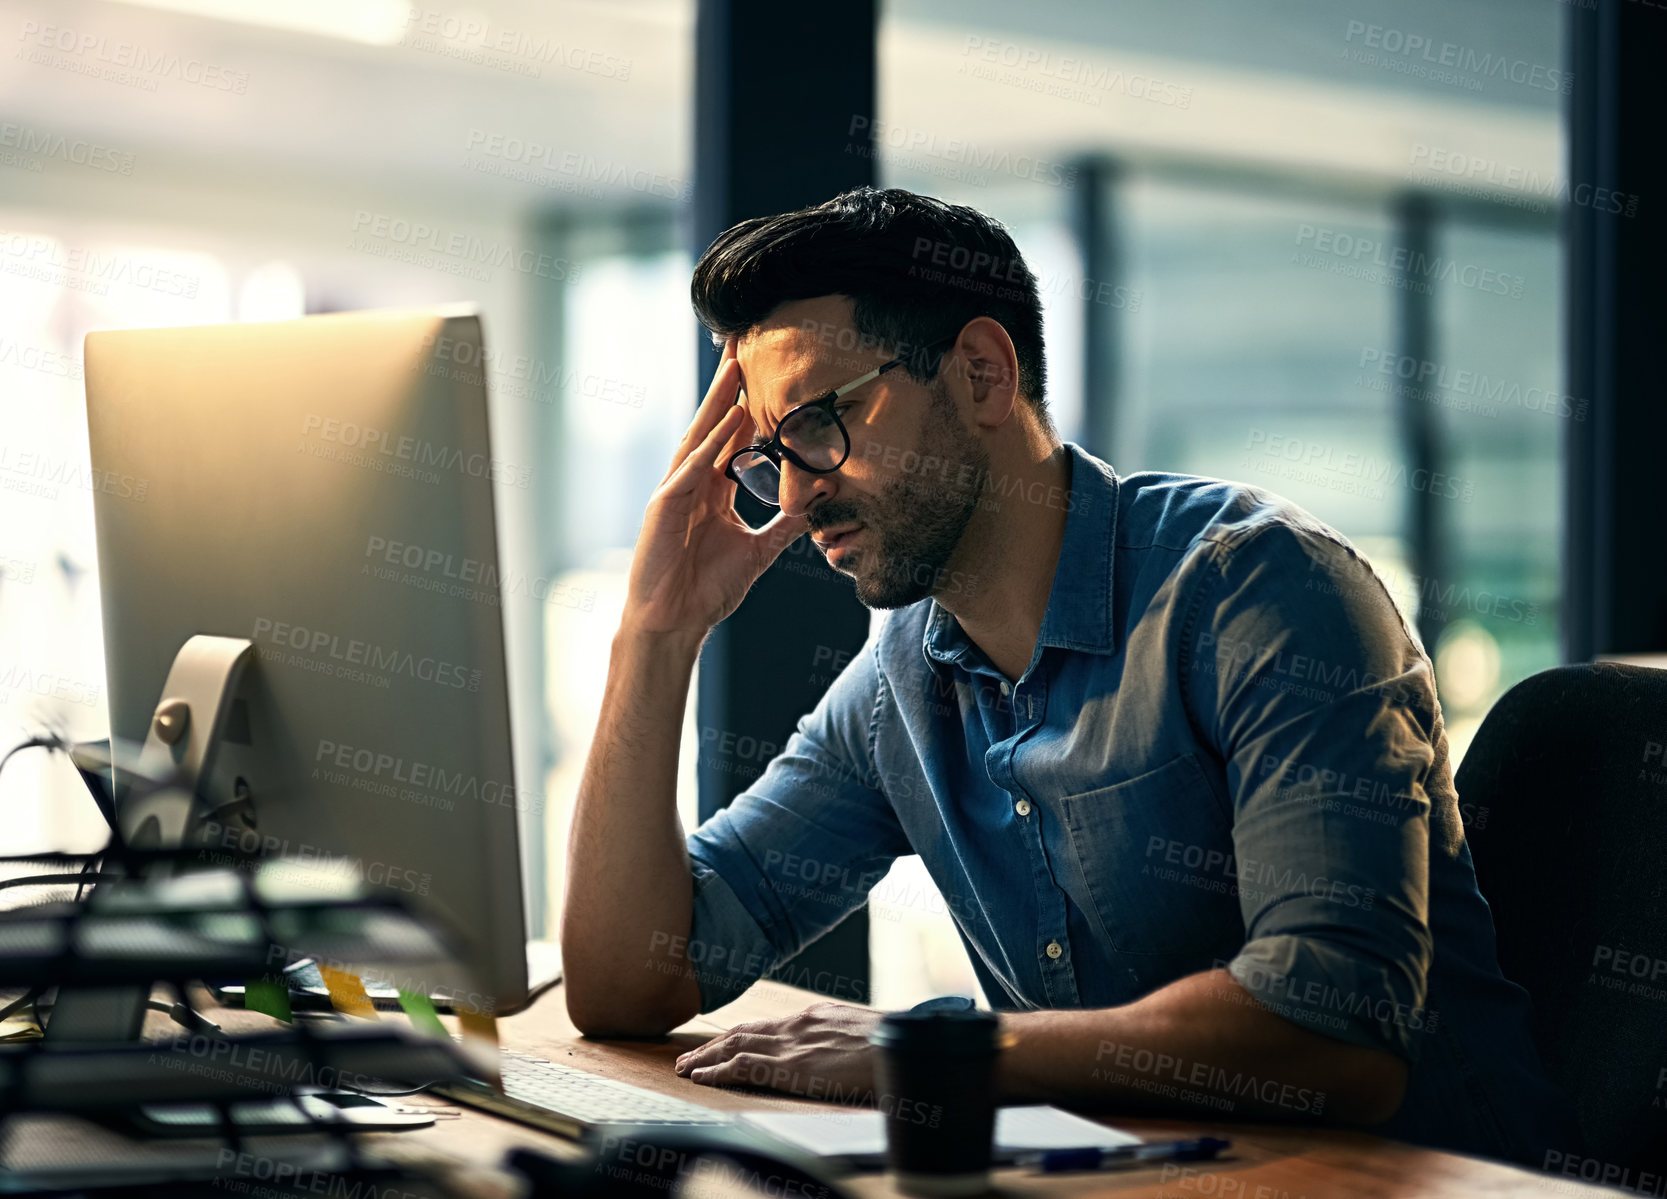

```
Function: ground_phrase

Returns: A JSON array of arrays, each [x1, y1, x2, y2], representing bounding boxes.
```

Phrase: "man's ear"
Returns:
[[954, 317, 1021, 429]]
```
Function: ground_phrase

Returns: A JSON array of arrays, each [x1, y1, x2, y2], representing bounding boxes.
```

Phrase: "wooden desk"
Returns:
[[369, 980, 1608, 1198]]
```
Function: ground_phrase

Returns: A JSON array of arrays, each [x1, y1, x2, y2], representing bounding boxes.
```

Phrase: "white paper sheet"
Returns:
[[737, 1104, 1141, 1165]]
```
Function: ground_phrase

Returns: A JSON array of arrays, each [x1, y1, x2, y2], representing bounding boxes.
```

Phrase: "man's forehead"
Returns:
[[737, 322, 869, 425], [739, 322, 820, 378]]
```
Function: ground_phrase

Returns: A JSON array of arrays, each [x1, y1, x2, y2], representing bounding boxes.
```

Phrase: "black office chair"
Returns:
[[1456, 662, 1667, 1176]]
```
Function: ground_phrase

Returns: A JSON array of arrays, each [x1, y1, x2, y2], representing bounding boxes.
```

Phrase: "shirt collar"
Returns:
[[921, 441, 1120, 673]]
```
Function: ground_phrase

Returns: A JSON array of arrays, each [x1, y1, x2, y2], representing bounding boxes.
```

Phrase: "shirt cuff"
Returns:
[[685, 857, 781, 1012], [1227, 934, 1433, 1062]]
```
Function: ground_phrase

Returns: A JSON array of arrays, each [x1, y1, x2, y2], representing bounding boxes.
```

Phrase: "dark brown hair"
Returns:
[[690, 186, 1048, 417]]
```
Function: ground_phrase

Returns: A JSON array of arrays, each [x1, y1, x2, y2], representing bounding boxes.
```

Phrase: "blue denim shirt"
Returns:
[[686, 441, 1575, 1164]]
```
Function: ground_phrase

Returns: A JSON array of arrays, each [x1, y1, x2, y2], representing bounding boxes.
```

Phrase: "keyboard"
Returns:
[[432, 1047, 735, 1138]]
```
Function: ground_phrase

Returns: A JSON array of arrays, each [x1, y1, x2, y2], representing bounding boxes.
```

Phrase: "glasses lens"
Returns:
[[779, 404, 847, 470], [730, 449, 780, 505]]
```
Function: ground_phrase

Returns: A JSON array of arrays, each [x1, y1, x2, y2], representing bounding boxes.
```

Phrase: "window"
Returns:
[[541, 242, 701, 937], [872, 0, 1565, 1006]]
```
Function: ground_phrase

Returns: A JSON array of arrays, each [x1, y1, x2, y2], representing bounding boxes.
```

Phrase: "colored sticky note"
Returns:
[[457, 1005, 497, 1047], [457, 1005, 501, 1090], [317, 965, 379, 1020], [244, 978, 293, 1023], [396, 989, 447, 1039]]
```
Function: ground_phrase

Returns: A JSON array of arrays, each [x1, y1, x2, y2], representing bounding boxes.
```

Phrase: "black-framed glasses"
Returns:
[[724, 336, 955, 507]]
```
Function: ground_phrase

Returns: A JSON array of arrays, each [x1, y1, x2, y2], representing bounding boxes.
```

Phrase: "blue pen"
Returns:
[[1018, 1136, 1231, 1173]]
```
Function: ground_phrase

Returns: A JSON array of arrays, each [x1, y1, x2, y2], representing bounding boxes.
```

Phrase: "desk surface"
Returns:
[[347, 980, 1601, 1198]]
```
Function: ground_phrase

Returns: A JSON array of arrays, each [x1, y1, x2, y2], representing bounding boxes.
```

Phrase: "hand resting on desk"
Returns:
[[673, 1000, 882, 1102]]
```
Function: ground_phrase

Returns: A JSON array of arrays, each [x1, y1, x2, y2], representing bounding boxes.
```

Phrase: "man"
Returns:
[[560, 187, 1575, 1164]]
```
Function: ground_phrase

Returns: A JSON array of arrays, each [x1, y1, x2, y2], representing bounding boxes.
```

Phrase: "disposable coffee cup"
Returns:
[[868, 1005, 1002, 1197]]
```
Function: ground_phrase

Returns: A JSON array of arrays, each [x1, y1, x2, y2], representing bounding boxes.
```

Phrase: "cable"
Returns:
[[0, 731, 122, 844], [73, 857, 98, 904], [0, 737, 109, 1035], [0, 872, 118, 893], [155, 988, 224, 1036], [0, 735, 62, 784]]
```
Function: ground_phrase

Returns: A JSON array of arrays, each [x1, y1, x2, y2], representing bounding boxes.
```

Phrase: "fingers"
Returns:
[[665, 404, 745, 492], [685, 1051, 792, 1091], [663, 353, 747, 484], [682, 356, 744, 455], [716, 391, 759, 462], [694, 339, 747, 440], [674, 1030, 786, 1078]]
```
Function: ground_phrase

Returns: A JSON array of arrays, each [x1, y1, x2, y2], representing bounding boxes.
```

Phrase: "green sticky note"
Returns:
[[245, 978, 293, 1022], [396, 989, 447, 1038]]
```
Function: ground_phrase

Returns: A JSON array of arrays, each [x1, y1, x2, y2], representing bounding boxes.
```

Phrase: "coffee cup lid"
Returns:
[[868, 1007, 1000, 1054]]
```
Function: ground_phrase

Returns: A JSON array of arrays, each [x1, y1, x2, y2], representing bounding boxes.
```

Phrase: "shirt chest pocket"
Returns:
[[1049, 751, 1243, 956]]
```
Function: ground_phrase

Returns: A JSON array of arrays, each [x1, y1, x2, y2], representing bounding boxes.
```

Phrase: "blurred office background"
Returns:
[[0, 0, 1567, 1007]]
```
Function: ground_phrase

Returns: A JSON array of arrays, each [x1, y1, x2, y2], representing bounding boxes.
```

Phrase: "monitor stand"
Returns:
[[50, 634, 424, 1133], [47, 634, 254, 1043]]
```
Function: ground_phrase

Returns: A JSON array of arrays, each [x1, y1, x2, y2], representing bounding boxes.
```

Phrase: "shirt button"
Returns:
[[1014, 799, 1032, 817], [999, 680, 1011, 696], [1045, 941, 1063, 960]]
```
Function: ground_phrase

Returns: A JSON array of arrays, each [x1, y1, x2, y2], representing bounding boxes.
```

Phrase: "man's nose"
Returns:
[[777, 457, 834, 517]]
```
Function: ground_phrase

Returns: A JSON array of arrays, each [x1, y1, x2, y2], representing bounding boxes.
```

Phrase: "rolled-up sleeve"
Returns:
[[1184, 522, 1438, 1061], [686, 638, 912, 1012]]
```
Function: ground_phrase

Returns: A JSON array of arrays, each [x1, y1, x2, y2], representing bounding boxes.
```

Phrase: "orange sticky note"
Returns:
[[317, 964, 379, 1020], [457, 1005, 502, 1091]]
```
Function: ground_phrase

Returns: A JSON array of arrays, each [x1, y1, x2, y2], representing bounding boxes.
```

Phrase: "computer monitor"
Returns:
[[83, 307, 547, 1016]]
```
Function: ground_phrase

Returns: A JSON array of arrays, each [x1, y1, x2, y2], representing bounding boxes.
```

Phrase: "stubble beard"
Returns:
[[826, 379, 988, 610]]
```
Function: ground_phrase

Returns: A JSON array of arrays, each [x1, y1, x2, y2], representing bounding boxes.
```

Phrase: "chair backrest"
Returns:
[[1456, 662, 1667, 1177]]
